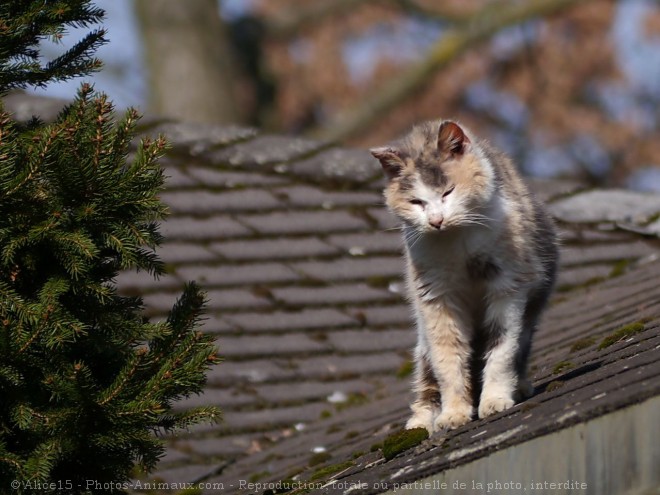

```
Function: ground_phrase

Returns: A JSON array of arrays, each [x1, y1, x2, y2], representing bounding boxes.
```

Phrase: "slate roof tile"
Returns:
[[290, 256, 403, 282], [222, 308, 358, 333], [160, 215, 252, 240], [219, 334, 332, 358], [142, 464, 216, 486], [206, 359, 296, 386], [172, 387, 260, 411], [326, 329, 415, 353], [205, 134, 324, 168], [555, 264, 615, 289], [292, 353, 408, 380], [256, 379, 376, 405], [147, 122, 258, 154], [270, 283, 397, 306], [177, 262, 301, 288], [156, 242, 217, 263], [237, 210, 369, 235], [219, 402, 332, 432], [161, 189, 285, 214], [210, 237, 340, 261], [326, 232, 403, 255], [161, 164, 200, 188], [272, 184, 383, 208], [204, 289, 273, 311], [288, 148, 381, 184], [185, 166, 290, 188], [171, 435, 259, 458], [366, 206, 400, 230], [550, 189, 660, 223], [345, 305, 412, 328], [559, 241, 657, 267]]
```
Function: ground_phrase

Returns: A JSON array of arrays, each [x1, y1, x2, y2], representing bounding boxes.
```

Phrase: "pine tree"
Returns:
[[0, 2, 220, 493]]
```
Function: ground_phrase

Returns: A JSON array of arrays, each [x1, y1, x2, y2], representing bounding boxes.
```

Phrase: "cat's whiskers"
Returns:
[[404, 229, 425, 250], [456, 213, 492, 229]]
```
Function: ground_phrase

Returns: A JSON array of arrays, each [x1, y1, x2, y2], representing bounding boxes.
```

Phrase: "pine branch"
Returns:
[[0, 1, 107, 94], [149, 282, 207, 364], [98, 349, 147, 406], [157, 406, 221, 433]]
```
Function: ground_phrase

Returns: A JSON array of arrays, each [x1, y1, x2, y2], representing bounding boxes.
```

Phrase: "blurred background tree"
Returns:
[[135, 0, 243, 125], [27, 0, 660, 190]]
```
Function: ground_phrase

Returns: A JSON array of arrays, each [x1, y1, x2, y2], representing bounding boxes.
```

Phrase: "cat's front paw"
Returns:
[[434, 404, 473, 430], [478, 394, 515, 419], [406, 406, 435, 433]]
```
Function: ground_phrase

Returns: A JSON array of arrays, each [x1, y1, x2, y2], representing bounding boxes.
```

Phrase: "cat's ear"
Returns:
[[438, 121, 470, 156], [370, 146, 405, 179]]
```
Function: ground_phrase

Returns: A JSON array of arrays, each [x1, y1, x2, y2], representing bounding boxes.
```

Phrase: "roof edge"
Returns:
[[378, 396, 659, 495]]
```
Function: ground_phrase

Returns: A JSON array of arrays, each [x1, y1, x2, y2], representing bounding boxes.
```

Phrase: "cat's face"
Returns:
[[371, 121, 495, 233]]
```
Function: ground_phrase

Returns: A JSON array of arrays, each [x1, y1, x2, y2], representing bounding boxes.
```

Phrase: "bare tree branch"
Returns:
[[395, 0, 481, 23], [310, 0, 591, 144], [266, 0, 382, 39], [266, 0, 477, 40]]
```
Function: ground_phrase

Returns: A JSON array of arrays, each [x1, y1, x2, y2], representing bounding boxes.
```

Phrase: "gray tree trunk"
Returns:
[[135, 0, 243, 125]]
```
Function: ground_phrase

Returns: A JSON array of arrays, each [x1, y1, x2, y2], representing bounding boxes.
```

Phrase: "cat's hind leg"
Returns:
[[513, 282, 554, 402], [513, 327, 535, 402]]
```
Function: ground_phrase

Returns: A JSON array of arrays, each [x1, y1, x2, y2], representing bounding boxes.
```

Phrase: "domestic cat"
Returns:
[[371, 120, 557, 433]]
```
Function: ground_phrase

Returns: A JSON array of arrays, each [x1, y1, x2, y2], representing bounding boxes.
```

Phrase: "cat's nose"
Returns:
[[429, 216, 444, 229]]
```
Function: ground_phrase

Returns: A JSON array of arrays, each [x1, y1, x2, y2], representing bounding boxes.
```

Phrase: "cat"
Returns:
[[370, 120, 558, 433]]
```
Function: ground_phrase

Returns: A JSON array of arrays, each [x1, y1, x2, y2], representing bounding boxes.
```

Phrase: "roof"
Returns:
[[5, 93, 660, 494], [133, 121, 660, 494]]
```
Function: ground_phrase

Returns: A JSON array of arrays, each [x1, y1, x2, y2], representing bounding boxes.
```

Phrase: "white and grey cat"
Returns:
[[371, 120, 557, 433]]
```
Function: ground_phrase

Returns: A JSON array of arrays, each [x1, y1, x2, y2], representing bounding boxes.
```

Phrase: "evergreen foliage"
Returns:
[[0, 2, 220, 493], [0, 1, 106, 95]]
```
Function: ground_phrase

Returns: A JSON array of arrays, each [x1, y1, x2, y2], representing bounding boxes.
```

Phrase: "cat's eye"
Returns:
[[443, 186, 455, 198], [409, 199, 425, 207]]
